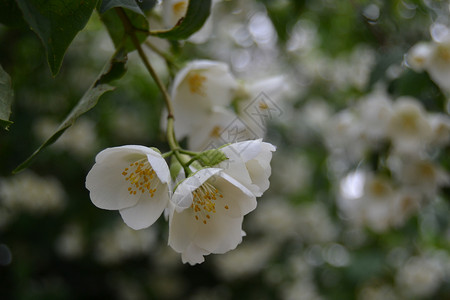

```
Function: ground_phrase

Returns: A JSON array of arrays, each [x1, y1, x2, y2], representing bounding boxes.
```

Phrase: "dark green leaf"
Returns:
[[0, 0, 26, 28], [13, 49, 128, 174], [150, 0, 211, 40], [0, 64, 14, 130], [99, 6, 149, 52], [137, 0, 157, 12], [15, 0, 97, 76], [99, 0, 144, 15]]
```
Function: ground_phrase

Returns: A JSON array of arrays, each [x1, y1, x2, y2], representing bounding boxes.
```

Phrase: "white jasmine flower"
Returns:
[[0, 171, 66, 215], [169, 60, 238, 140], [406, 42, 433, 72], [391, 157, 450, 198], [429, 113, 450, 146], [387, 97, 432, 154], [355, 90, 393, 142], [94, 221, 157, 264], [168, 168, 256, 265], [248, 196, 297, 240], [213, 239, 277, 280], [406, 24, 450, 92], [34, 117, 98, 158], [235, 76, 287, 138], [86, 145, 170, 230], [162, 0, 188, 29], [55, 223, 85, 259], [396, 255, 446, 298], [324, 109, 366, 163], [185, 107, 241, 151], [218, 139, 276, 197]]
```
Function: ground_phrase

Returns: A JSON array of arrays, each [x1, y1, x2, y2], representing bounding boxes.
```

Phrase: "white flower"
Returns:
[[406, 42, 433, 72], [406, 24, 450, 92], [185, 107, 241, 151], [396, 255, 446, 298], [168, 60, 238, 140], [0, 170, 66, 215], [86, 145, 170, 230], [235, 76, 287, 138], [429, 113, 450, 146], [355, 90, 393, 142], [162, 0, 188, 29], [168, 168, 256, 265], [386, 97, 432, 154], [218, 139, 276, 197]]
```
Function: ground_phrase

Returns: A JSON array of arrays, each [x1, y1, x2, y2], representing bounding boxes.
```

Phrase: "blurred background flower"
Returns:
[[0, 0, 449, 299]]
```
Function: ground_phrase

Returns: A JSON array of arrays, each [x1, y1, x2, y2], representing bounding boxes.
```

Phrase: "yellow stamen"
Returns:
[[187, 73, 207, 96], [122, 158, 159, 198]]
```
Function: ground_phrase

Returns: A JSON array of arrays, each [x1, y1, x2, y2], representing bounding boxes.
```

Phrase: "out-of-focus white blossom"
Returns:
[[339, 172, 423, 232], [387, 97, 432, 154], [355, 90, 393, 142], [295, 202, 339, 243], [213, 239, 277, 280], [248, 196, 298, 240], [389, 155, 450, 198], [406, 24, 450, 92], [167, 60, 238, 143], [34, 117, 98, 157], [0, 171, 66, 215], [55, 223, 85, 259], [429, 113, 450, 146], [324, 109, 367, 163], [358, 283, 399, 300], [396, 255, 447, 298], [94, 221, 157, 264], [235, 75, 288, 138]]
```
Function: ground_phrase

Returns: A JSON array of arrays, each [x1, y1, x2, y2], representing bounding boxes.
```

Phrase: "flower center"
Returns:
[[187, 73, 207, 96], [121, 159, 158, 197], [191, 182, 226, 224]]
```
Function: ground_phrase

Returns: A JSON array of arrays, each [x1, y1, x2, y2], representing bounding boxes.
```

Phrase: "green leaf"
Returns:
[[99, 0, 144, 15], [99, 5, 149, 52], [0, 64, 14, 130], [15, 0, 97, 76], [0, 0, 27, 28], [150, 0, 211, 40], [13, 49, 128, 174], [195, 149, 228, 167]]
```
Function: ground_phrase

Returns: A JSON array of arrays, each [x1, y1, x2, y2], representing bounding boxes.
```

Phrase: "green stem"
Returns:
[[179, 149, 200, 156], [115, 8, 175, 119], [144, 40, 180, 70], [116, 8, 192, 176]]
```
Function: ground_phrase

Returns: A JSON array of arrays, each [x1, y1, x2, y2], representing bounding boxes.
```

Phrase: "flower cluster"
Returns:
[[323, 89, 449, 232], [406, 23, 450, 93], [165, 59, 286, 150], [86, 139, 275, 264]]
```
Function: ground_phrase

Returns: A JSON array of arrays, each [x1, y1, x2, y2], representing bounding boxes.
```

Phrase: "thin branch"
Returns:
[[115, 7, 175, 119]]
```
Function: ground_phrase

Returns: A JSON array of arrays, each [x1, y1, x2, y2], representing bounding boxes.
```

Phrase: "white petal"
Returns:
[[193, 213, 244, 254], [119, 184, 169, 230], [146, 151, 171, 184], [86, 146, 151, 210], [187, 108, 237, 151], [181, 243, 209, 265], [215, 172, 257, 216], [168, 171, 256, 259], [171, 168, 222, 211]]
